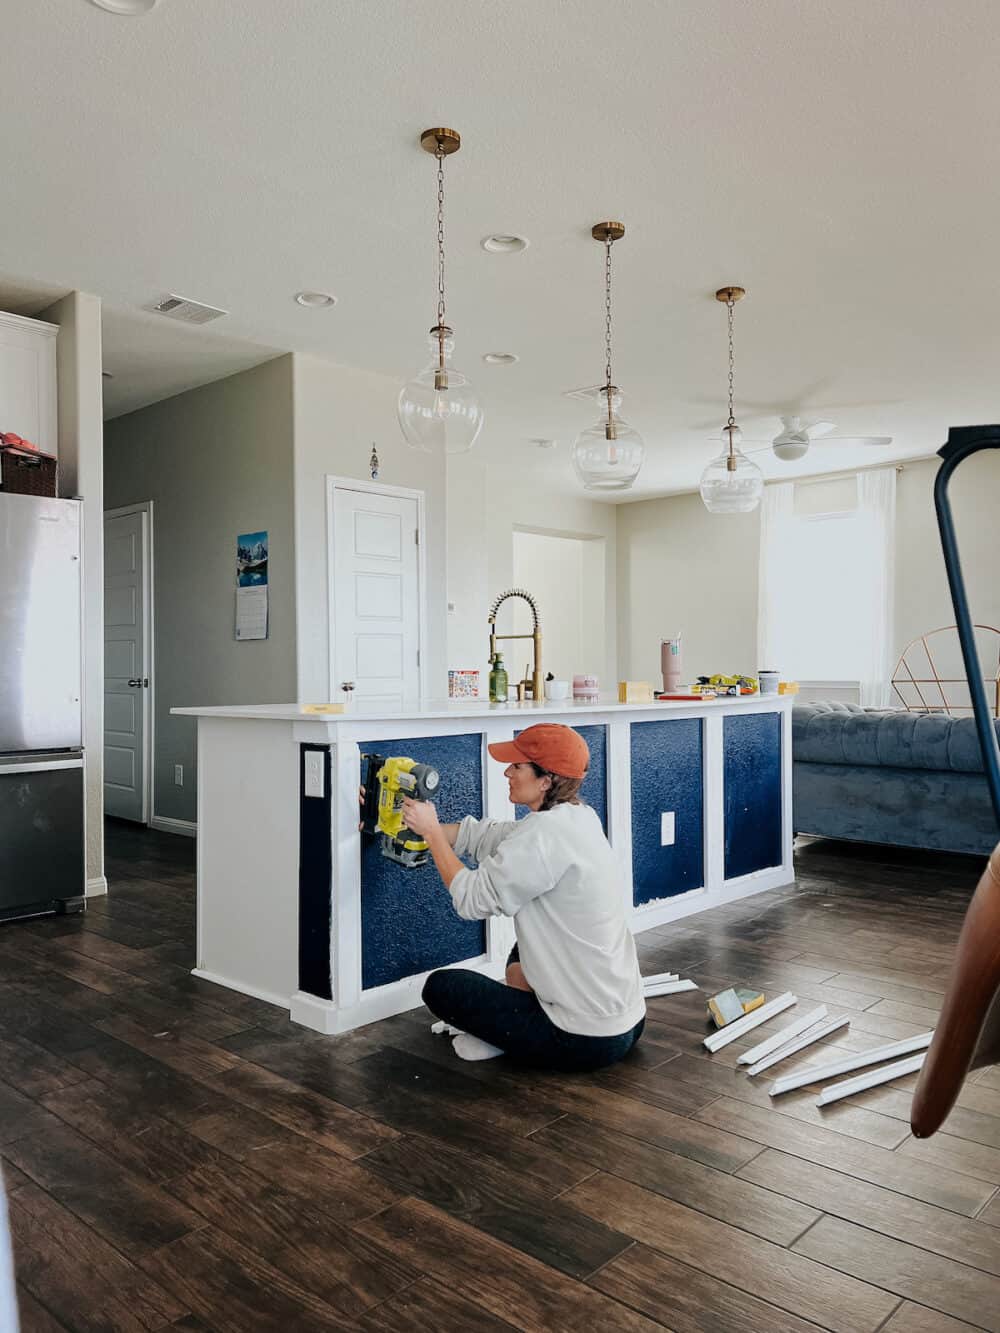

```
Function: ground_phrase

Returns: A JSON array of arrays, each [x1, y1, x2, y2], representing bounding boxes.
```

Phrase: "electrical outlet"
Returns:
[[660, 812, 675, 846], [174, 764, 184, 787], [304, 750, 325, 799]]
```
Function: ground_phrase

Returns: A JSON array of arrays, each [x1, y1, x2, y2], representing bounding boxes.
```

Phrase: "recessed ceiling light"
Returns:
[[295, 291, 337, 308], [88, 0, 159, 13], [481, 234, 529, 254], [530, 438, 557, 450], [482, 352, 519, 365]]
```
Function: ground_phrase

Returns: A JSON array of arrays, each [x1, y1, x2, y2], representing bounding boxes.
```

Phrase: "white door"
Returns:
[[331, 486, 422, 708], [104, 508, 150, 822]]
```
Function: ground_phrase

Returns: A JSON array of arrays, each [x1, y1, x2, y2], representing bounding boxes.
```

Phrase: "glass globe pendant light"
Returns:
[[699, 286, 764, 514], [571, 222, 645, 491], [397, 128, 483, 455]]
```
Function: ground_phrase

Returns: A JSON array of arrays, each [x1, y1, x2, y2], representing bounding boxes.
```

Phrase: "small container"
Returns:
[[544, 679, 570, 701], [573, 674, 599, 702], [758, 670, 780, 696], [489, 653, 509, 703]]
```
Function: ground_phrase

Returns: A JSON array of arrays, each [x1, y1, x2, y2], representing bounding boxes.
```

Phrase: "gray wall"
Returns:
[[104, 356, 297, 823]]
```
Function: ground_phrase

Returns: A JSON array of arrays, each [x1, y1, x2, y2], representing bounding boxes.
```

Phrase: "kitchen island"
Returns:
[[173, 695, 793, 1033]]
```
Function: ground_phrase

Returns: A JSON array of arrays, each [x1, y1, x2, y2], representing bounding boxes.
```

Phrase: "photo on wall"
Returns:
[[237, 531, 269, 587]]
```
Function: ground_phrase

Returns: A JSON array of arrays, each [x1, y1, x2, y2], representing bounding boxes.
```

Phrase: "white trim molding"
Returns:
[[85, 875, 108, 898], [150, 815, 197, 838]]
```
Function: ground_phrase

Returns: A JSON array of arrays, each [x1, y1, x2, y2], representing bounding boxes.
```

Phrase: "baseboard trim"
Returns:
[[632, 865, 794, 933], [191, 968, 289, 1011], [150, 815, 197, 838], [85, 875, 108, 898]]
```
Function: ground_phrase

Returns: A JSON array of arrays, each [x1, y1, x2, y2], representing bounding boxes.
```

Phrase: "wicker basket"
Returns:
[[0, 445, 58, 497]]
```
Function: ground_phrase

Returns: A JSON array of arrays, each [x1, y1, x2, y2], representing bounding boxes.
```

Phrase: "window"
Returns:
[[758, 470, 896, 706]]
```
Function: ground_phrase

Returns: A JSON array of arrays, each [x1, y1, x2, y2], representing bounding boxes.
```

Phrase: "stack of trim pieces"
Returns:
[[768, 1031, 934, 1105], [642, 972, 699, 997], [743, 1011, 851, 1077]]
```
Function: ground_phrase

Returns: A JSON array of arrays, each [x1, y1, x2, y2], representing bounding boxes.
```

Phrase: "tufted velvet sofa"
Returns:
[[793, 701, 1000, 856]]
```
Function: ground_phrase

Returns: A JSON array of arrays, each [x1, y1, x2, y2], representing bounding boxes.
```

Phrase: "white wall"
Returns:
[[615, 455, 1000, 687], [42, 291, 105, 894], [104, 356, 298, 824], [447, 453, 619, 690], [617, 490, 760, 685], [292, 353, 448, 701], [512, 531, 606, 684]]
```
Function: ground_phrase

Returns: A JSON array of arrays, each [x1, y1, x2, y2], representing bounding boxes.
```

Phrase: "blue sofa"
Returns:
[[793, 701, 1000, 856]]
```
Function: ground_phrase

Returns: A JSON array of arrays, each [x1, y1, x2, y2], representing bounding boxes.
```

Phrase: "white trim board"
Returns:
[[704, 992, 797, 1052], [746, 1015, 851, 1077], [85, 875, 108, 898], [817, 1052, 927, 1106], [769, 1031, 934, 1097], [150, 815, 197, 838], [192, 968, 288, 1011], [738, 1006, 828, 1066]]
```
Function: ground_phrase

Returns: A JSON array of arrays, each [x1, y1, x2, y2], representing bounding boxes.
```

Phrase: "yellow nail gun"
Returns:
[[361, 754, 441, 868]]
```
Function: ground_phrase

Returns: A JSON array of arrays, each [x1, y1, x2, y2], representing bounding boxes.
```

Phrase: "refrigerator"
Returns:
[[0, 492, 85, 921]]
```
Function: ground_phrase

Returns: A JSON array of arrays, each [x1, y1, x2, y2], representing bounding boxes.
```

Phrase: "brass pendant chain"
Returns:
[[726, 295, 737, 463], [604, 235, 616, 438], [436, 148, 446, 331]]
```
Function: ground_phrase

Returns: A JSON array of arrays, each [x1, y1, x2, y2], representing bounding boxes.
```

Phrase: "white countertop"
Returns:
[[172, 695, 792, 724]]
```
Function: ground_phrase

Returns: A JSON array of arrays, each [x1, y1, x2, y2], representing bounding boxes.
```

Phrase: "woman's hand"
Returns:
[[401, 796, 441, 839]]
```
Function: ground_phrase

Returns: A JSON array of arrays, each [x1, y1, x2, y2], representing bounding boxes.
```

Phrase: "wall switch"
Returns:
[[174, 764, 184, 787], [660, 811, 675, 846], [304, 750, 325, 799]]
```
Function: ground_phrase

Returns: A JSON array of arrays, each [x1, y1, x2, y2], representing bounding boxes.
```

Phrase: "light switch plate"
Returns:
[[304, 750, 325, 799], [660, 811, 675, 846]]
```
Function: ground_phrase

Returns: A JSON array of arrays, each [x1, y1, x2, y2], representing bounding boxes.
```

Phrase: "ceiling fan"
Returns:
[[744, 415, 893, 462]]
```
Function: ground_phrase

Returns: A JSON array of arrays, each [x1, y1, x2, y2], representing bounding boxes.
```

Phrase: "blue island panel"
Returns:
[[360, 732, 486, 990], [630, 719, 704, 905], [513, 723, 608, 831], [724, 711, 782, 879]]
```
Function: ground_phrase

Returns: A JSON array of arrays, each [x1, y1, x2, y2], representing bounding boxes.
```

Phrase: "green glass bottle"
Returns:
[[489, 652, 508, 703]]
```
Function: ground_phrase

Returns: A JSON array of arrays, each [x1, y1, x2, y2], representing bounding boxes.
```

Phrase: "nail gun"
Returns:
[[360, 754, 441, 868]]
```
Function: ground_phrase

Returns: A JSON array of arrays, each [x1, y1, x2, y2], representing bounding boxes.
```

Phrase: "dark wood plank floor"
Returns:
[[2, 822, 998, 1331]]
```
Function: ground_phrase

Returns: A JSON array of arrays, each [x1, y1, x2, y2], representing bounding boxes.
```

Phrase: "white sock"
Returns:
[[430, 1020, 464, 1036], [452, 1033, 504, 1062]]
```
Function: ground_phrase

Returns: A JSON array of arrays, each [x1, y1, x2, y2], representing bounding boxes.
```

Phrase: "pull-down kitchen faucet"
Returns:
[[488, 589, 543, 701]]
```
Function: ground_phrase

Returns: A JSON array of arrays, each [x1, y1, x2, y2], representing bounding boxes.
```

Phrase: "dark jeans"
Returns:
[[422, 947, 644, 1073]]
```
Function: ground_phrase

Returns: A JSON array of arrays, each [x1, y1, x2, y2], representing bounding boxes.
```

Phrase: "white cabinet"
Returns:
[[0, 310, 59, 456]]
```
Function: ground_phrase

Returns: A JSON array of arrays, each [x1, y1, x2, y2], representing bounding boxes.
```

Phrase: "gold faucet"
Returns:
[[488, 589, 543, 701]]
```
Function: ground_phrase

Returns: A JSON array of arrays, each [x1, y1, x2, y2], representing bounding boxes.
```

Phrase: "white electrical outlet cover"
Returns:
[[660, 812, 675, 845], [304, 751, 325, 799]]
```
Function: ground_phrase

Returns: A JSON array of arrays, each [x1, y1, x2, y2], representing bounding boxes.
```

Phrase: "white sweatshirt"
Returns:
[[451, 802, 646, 1038]]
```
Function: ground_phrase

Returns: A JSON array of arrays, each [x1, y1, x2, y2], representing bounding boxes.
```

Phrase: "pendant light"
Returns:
[[699, 287, 764, 514], [397, 128, 483, 455], [571, 222, 645, 491]]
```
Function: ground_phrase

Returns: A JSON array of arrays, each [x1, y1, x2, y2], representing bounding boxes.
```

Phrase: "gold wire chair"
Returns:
[[891, 624, 1000, 717]]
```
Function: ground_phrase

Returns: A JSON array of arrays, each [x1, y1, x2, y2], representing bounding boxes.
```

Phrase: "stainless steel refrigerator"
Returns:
[[0, 492, 85, 920]]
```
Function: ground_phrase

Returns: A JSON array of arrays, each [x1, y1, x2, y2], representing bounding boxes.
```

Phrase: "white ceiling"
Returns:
[[4, 0, 1000, 498]]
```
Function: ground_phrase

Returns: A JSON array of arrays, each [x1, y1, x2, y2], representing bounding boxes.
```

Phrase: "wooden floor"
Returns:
[[2, 826, 999, 1332]]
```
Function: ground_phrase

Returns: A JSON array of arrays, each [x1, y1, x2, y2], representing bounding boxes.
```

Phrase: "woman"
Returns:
[[401, 722, 645, 1070]]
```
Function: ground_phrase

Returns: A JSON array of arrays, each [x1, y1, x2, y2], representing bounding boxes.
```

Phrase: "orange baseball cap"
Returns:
[[488, 724, 590, 779]]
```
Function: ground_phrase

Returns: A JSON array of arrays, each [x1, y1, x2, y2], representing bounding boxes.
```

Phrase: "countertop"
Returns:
[[172, 695, 792, 724]]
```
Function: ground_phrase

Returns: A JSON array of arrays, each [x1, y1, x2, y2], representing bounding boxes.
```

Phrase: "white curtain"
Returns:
[[856, 467, 897, 708], [756, 481, 795, 674]]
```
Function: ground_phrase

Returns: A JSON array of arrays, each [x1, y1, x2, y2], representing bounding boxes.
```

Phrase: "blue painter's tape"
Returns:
[[512, 723, 608, 831], [630, 718, 704, 905], [359, 732, 486, 990], [724, 711, 782, 878]]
